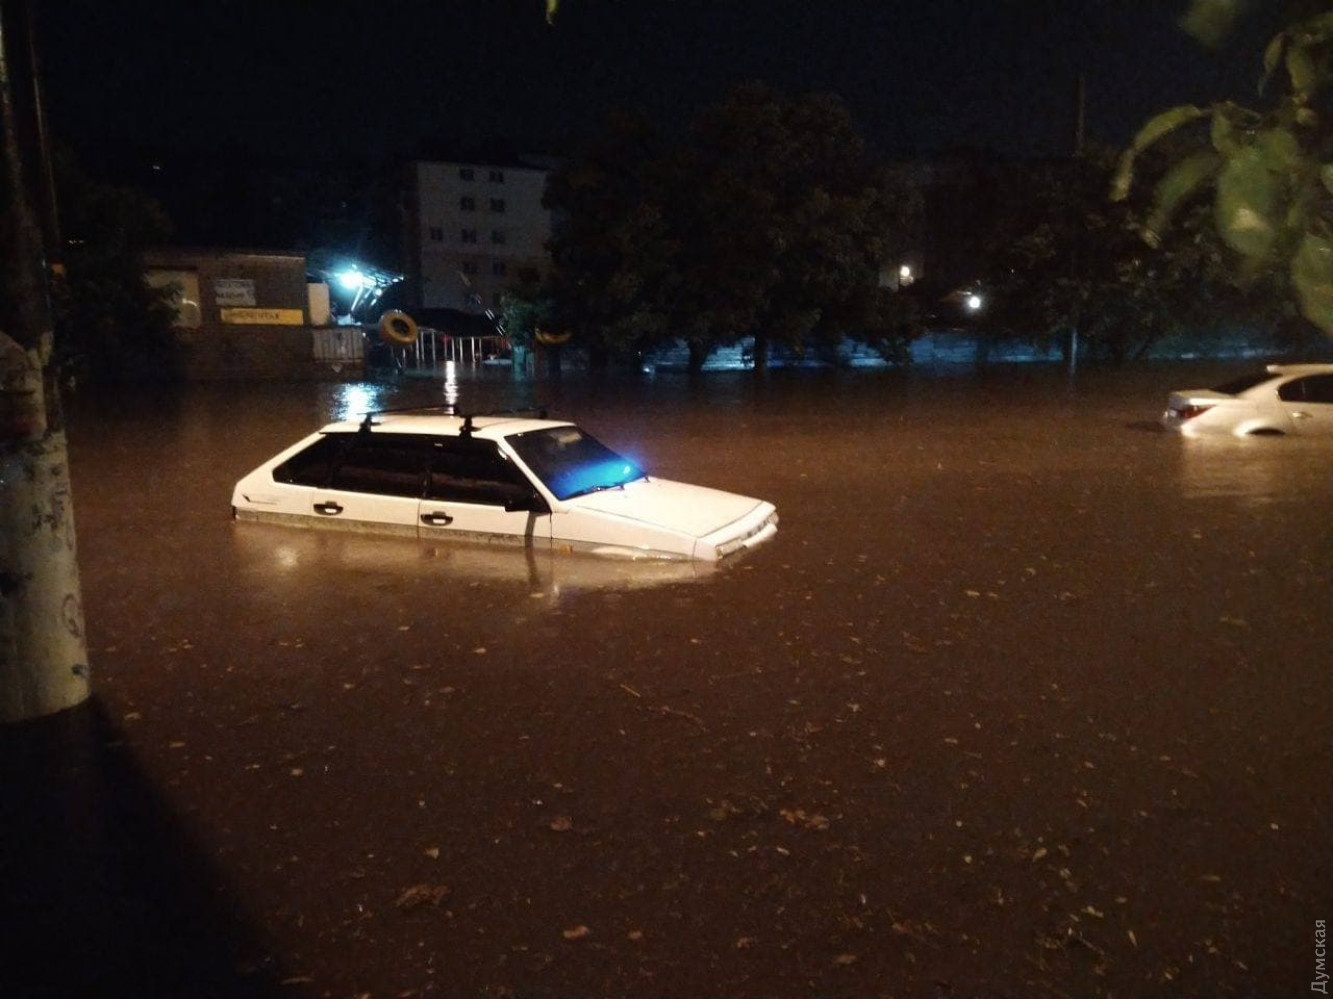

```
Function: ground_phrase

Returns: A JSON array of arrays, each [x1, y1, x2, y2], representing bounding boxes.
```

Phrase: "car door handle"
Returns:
[[313, 501, 343, 516], [421, 511, 454, 526]]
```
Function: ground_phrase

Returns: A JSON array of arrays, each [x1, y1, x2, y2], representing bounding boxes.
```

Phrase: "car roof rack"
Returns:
[[357, 404, 549, 435], [457, 406, 550, 437]]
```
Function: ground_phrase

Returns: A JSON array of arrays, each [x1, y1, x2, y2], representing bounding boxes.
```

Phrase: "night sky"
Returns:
[[34, 0, 1275, 166]]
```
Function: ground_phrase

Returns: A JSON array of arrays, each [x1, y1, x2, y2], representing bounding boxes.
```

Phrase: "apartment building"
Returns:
[[403, 159, 552, 316]]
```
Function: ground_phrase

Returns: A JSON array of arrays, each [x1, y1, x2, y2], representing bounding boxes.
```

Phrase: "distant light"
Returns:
[[899, 264, 912, 280], [336, 269, 373, 291], [966, 293, 983, 312]]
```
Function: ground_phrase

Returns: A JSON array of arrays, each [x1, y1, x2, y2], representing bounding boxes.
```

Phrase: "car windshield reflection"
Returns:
[[506, 426, 646, 501]]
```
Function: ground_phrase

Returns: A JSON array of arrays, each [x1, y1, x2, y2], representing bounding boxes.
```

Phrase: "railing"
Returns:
[[414, 329, 509, 367], [312, 327, 365, 363]]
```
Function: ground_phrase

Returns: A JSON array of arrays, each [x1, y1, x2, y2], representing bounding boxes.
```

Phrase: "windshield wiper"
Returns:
[[564, 471, 651, 499], [564, 482, 623, 499]]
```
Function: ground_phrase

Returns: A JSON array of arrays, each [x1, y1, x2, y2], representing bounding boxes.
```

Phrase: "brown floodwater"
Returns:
[[5, 360, 1330, 998]]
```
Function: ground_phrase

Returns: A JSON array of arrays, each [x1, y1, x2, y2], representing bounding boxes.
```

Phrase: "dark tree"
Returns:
[[544, 85, 921, 372], [50, 149, 178, 383]]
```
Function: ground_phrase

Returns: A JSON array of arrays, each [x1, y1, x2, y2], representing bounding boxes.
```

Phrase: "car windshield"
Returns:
[[506, 426, 646, 501]]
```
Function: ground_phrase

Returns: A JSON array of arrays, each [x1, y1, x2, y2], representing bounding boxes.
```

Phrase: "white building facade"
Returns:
[[405, 159, 552, 315]]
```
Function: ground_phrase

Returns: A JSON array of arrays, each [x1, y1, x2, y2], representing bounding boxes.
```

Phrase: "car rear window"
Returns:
[[273, 435, 346, 487], [1278, 373, 1333, 404], [1213, 372, 1273, 396]]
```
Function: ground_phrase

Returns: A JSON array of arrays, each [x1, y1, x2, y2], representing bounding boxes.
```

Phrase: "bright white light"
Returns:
[[335, 383, 378, 421], [899, 264, 912, 280], [336, 269, 373, 291], [443, 361, 459, 409], [966, 293, 983, 312]]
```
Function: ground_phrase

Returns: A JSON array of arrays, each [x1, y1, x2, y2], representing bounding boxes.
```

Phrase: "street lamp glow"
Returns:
[[966, 293, 983, 312]]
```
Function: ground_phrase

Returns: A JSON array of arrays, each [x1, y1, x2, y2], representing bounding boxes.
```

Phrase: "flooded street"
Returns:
[[6, 361, 1331, 998]]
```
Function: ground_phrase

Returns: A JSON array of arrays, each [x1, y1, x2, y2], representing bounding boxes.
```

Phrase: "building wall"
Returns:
[[407, 160, 552, 314], [144, 248, 349, 380]]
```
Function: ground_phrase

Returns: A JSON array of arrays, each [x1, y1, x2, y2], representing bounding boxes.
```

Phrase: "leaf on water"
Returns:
[[562, 924, 591, 940], [833, 953, 857, 966], [708, 800, 741, 822], [549, 815, 574, 832], [395, 884, 451, 910], [778, 808, 830, 831]]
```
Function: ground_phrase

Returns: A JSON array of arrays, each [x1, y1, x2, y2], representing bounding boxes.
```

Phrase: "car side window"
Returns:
[[329, 435, 429, 497], [1287, 373, 1333, 404], [273, 435, 348, 487], [426, 439, 537, 507]]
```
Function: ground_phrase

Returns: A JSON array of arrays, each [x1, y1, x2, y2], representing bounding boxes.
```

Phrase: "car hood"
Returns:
[[559, 477, 768, 537]]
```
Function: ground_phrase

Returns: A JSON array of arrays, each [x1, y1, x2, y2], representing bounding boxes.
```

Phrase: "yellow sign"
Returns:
[[220, 307, 305, 325]]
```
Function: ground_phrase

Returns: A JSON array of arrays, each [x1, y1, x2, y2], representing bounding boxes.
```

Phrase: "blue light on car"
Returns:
[[554, 459, 643, 499]]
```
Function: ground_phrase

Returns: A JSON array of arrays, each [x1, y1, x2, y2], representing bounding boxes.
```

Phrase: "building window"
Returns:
[[461, 228, 478, 244], [489, 170, 505, 183], [492, 261, 508, 276], [489, 198, 506, 213], [461, 260, 479, 275], [428, 226, 443, 242], [491, 229, 506, 245], [459, 167, 474, 181], [459, 196, 476, 211]]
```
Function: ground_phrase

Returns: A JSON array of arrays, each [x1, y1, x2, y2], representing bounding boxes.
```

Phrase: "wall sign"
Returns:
[[220, 308, 305, 325], [213, 278, 257, 307]]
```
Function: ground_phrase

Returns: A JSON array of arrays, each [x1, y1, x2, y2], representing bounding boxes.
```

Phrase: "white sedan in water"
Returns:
[[1160, 363, 1333, 437], [231, 409, 778, 561]]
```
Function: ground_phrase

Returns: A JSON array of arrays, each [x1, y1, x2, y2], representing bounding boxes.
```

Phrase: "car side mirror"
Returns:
[[505, 490, 549, 514]]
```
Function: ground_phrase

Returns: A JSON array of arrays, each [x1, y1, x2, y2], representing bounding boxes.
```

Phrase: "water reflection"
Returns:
[[230, 522, 718, 609], [1174, 435, 1333, 504], [328, 382, 386, 421], [321, 366, 516, 424]]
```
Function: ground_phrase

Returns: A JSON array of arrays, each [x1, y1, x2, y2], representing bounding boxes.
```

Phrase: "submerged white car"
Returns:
[[1160, 363, 1333, 437], [231, 409, 778, 561]]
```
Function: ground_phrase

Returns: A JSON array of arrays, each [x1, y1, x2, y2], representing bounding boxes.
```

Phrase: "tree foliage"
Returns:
[[1112, 0, 1333, 336], [543, 85, 921, 370], [51, 149, 179, 383], [980, 148, 1286, 361]]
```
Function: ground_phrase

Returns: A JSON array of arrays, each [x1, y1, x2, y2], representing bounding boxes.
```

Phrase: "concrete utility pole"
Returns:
[[0, 0, 90, 722]]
